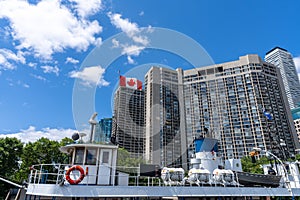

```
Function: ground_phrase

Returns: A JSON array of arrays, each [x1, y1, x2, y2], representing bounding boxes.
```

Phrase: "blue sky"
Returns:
[[0, 0, 300, 142]]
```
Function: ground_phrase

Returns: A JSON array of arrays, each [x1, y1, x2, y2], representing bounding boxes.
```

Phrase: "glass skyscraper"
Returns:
[[112, 86, 145, 159], [93, 118, 112, 144]]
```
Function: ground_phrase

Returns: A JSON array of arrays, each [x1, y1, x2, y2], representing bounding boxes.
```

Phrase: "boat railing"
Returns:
[[29, 164, 68, 185], [28, 164, 162, 187]]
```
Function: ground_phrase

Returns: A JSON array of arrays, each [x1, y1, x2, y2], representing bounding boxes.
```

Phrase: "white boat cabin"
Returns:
[[59, 143, 118, 185]]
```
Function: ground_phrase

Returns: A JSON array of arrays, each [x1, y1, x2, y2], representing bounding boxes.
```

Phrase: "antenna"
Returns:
[[89, 112, 98, 143], [79, 132, 87, 142], [89, 112, 98, 124]]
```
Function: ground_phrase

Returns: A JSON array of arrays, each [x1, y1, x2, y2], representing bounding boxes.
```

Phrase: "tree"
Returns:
[[295, 154, 300, 161], [15, 137, 73, 182], [116, 148, 145, 174], [0, 137, 23, 199], [241, 156, 270, 174]]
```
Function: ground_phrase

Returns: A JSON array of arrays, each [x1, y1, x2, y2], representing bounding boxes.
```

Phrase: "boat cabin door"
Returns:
[[98, 149, 113, 184]]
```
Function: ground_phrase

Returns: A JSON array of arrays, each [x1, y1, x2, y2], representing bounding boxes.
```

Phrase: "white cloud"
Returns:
[[127, 55, 135, 64], [0, 48, 26, 70], [0, 55, 15, 70], [69, 0, 102, 18], [23, 83, 30, 88], [107, 12, 139, 37], [28, 62, 37, 69], [69, 65, 109, 87], [122, 45, 145, 56], [108, 12, 150, 64], [112, 38, 120, 48], [65, 57, 80, 64], [139, 11, 144, 16], [0, 0, 103, 60], [0, 126, 76, 143], [41, 65, 59, 76], [132, 35, 149, 46], [293, 56, 300, 81], [30, 73, 47, 81], [94, 37, 102, 47], [6, 79, 31, 88]]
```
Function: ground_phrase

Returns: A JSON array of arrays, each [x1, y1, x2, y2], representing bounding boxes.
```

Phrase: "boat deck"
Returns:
[[26, 184, 300, 198]]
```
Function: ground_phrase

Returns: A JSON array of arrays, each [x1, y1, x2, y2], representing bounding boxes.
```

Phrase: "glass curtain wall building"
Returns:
[[93, 118, 112, 143], [112, 86, 145, 159]]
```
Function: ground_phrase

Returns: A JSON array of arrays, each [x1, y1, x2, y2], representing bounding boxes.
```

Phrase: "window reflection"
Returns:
[[102, 151, 109, 164], [86, 149, 97, 165], [74, 148, 84, 164]]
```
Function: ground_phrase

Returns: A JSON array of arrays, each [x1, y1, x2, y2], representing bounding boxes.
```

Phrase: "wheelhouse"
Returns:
[[60, 143, 118, 185]]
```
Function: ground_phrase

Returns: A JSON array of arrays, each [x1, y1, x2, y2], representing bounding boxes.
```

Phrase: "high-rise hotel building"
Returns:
[[113, 54, 299, 167], [265, 47, 300, 109], [144, 67, 187, 168], [112, 79, 145, 159], [183, 54, 299, 160]]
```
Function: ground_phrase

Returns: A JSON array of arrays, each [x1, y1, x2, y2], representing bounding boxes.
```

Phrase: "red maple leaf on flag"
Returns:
[[127, 79, 136, 86]]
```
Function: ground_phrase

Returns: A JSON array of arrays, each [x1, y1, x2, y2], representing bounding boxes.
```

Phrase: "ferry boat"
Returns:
[[5, 114, 300, 199]]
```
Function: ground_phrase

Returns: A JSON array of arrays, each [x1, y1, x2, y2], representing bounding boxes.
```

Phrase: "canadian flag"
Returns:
[[120, 76, 142, 90]]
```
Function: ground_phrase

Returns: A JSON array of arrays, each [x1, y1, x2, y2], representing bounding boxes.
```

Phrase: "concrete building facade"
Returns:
[[112, 54, 299, 167], [265, 47, 300, 109], [144, 67, 187, 168], [183, 54, 299, 160]]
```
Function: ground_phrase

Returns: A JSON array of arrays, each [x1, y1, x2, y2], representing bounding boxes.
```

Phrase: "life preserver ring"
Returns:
[[65, 165, 85, 185]]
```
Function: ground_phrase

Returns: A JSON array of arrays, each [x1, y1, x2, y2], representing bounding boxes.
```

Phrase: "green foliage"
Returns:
[[241, 156, 270, 174], [116, 148, 145, 174], [0, 137, 23, 199], [0, 137, 23, 177], [0, 136, 73, 199], [295, 154, 300, 161], [15, 137, 72, 181]]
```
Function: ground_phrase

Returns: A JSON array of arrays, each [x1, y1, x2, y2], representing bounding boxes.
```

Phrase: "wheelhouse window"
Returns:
[[86, 148, 97, 165], [74, 148, 84, 164], [102, 151, 110, 164]]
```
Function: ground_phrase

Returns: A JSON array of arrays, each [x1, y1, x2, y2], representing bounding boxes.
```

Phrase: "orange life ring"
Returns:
[[65, 165, 85, 185]]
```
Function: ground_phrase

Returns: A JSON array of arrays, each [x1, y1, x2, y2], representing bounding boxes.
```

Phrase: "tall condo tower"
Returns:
[[265, 47, 300, 109], [183, 55, 299, 160], [111, 76, 145, 159], [144, 67, 187, 169]]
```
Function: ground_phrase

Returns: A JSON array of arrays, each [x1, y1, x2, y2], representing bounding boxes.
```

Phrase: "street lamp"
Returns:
[[253, 147, 291, 191]]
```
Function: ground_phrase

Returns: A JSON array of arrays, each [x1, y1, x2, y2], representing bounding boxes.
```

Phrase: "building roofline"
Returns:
[[266, 46, 288, 55]]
